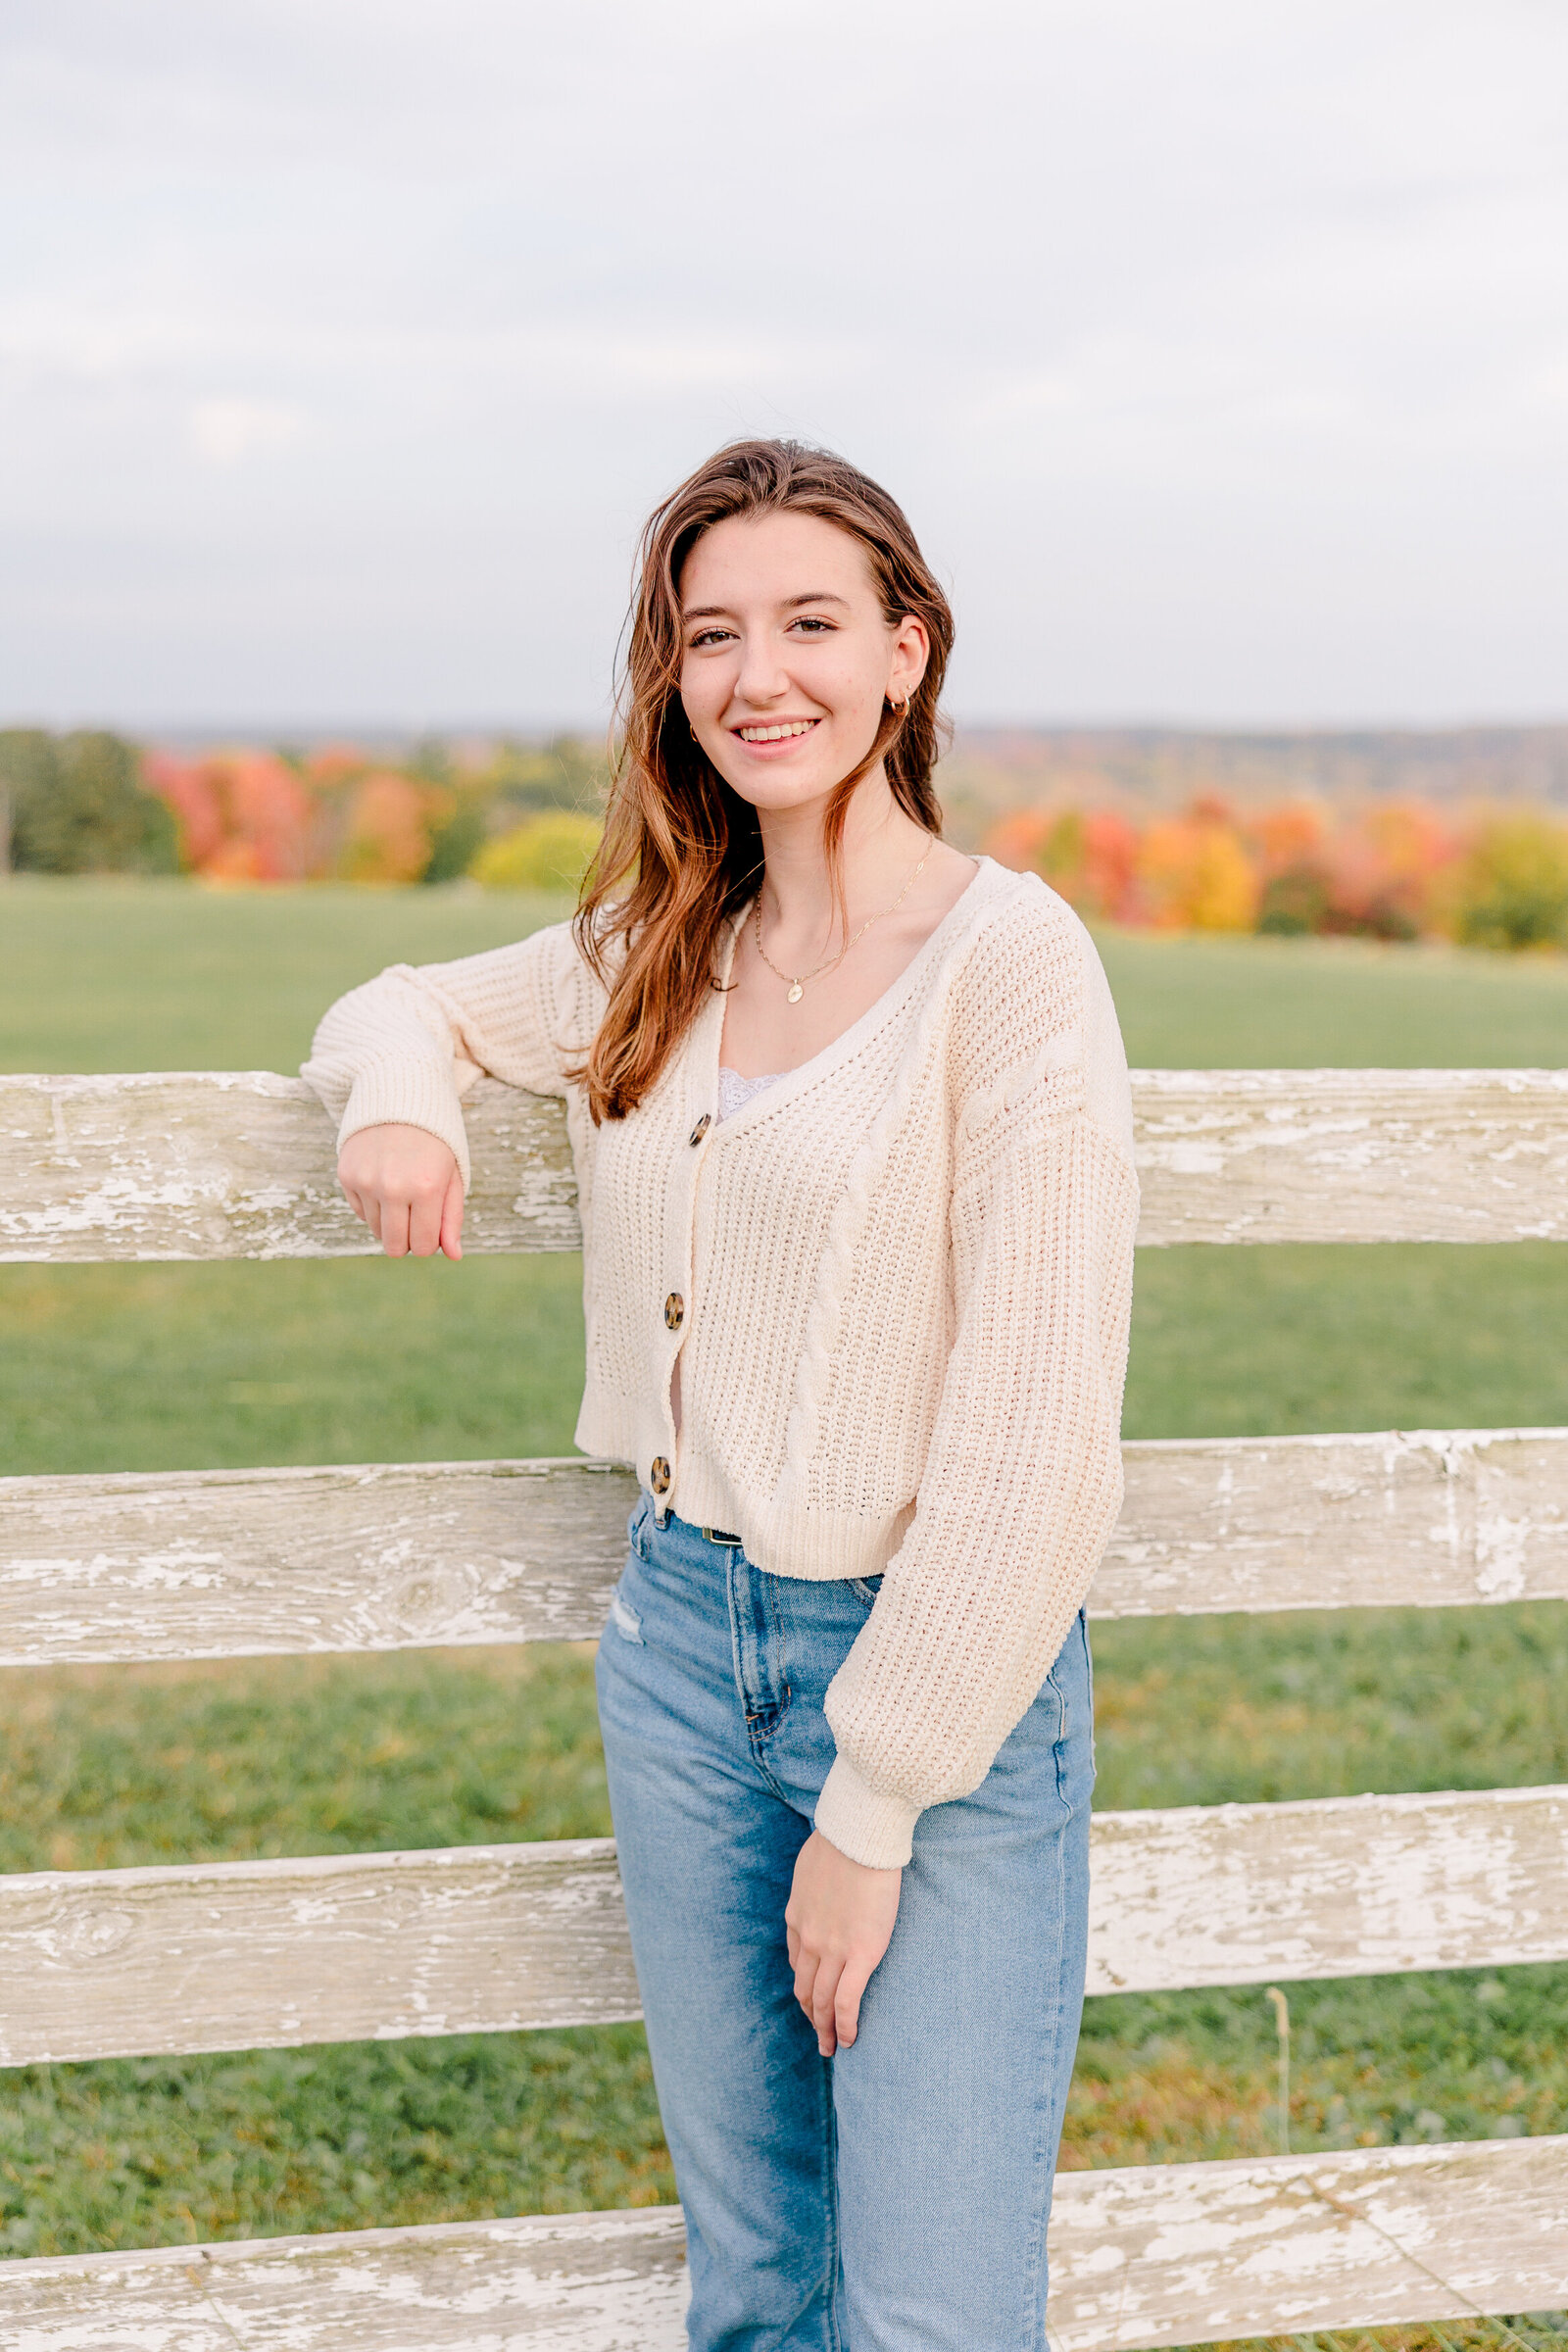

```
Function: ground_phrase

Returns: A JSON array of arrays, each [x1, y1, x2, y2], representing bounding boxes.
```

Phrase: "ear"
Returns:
[[886, 612, 930, 705]]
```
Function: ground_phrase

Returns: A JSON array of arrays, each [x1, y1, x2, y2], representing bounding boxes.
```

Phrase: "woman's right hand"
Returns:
[[337, 1124, 465, 1259]]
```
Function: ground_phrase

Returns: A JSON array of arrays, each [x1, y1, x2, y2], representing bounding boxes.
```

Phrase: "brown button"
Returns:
[[650, 1455, 671, 1494], [664, 1293, 685, 1332], [688, 1114, 711, 1146]]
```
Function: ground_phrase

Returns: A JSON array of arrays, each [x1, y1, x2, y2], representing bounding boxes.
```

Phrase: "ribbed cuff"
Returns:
[[337, 1065, 470, 1189], [813, 1753, 921, 1870]]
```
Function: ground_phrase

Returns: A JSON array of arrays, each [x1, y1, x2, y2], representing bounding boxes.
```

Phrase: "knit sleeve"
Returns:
[[299, 919, 593, 1190], [813, 928, 1140, 1871]]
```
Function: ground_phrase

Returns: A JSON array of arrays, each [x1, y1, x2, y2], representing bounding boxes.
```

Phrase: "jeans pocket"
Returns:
[[1046, 1611, 1095, 1804], [1081, 1608, 1097, 1772], [848, 1574, 883, 1609], [607, 1576, 644, 1643], [628, 1492, 656, 1565]]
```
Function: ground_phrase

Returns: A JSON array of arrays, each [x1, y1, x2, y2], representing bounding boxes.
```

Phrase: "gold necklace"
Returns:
[[754, 839, 932, 1004]]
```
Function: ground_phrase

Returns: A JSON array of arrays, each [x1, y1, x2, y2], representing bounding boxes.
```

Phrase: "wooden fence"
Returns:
[[0, 1067, 1565, 2350]]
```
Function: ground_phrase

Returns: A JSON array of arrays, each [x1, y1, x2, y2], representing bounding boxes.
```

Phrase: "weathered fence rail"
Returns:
[[3, 2138, 1566, 2352], [1, 1784, 1563, 2068], [3, 1428, 1567, 1668], [2, 1065, 1566, 2348], [6, 1065, 1568, 1258]]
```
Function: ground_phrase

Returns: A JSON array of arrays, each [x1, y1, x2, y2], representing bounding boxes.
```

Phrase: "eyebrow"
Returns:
[[682, 591, 852, 620]]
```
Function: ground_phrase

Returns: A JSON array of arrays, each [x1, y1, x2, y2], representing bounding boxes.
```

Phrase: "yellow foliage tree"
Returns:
[[469, 811, 603, 893], [1137, 808, 1259, 933], [1450, 810, 1568, 950]]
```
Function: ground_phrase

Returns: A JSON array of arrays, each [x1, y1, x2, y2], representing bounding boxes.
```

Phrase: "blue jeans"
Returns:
[[594, 1497, 1095, 2351]]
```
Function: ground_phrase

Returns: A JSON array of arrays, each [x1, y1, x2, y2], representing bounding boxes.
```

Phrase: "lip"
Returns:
[[729, 716, 823, 755]]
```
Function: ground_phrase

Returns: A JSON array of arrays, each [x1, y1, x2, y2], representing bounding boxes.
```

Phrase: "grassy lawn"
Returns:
[[0, 875, 564, 1076], [1097, 922, 1568, 1069], [1, 876, 1566, 2308], [4, 872, 1567, 1075]]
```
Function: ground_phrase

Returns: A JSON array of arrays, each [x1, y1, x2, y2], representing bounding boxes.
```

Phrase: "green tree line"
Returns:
[[0, 731, 181, 876]]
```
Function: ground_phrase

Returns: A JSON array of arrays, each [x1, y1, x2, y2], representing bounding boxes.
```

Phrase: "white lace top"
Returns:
[[717, 1066, 784, 1124]]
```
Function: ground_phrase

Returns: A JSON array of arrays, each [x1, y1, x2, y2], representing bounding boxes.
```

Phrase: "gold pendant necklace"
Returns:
[[754, 839, 932, 1004]]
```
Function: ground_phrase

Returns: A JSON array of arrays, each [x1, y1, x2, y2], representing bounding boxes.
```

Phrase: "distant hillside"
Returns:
[[936, 725, 1568, 847]]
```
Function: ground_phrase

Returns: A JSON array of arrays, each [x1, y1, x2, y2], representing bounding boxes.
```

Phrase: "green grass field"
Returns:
[[5, 873, 1568, 1074], [1, 877, 1566, 2333]]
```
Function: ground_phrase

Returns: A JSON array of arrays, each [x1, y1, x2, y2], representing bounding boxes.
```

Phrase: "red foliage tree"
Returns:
[[143, 751, 314, 880]]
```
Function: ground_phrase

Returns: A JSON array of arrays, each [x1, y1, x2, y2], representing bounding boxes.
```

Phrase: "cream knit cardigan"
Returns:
[[303, 857, 1139, 1869]]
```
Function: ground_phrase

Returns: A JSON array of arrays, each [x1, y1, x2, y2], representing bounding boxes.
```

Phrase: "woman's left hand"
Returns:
[[785, 1831, 902, 2057]]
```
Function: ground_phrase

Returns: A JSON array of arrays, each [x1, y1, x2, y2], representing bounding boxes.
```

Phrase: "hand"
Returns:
[[785, 1831, 902, 2057], [337, 1123, 465, 1259]]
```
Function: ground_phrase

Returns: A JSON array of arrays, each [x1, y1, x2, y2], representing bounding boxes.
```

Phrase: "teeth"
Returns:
[[738, 720, 817, 742]]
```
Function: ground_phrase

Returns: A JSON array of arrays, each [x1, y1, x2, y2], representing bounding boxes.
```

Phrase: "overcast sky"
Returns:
[[3, 0, 1566, 731]]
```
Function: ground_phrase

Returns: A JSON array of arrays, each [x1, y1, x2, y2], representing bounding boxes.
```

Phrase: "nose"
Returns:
[[730, 634, 790, 715]]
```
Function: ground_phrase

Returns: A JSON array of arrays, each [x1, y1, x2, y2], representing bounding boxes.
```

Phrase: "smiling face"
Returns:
[[677, 510, 927, 816]]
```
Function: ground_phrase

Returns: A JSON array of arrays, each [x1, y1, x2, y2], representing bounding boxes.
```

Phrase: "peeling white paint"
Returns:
[[0, 1838, 641, 2066], [0, 1456, 636, 1665], [1102, 1427, 1568, 1618], [0, 1788, 1561, 2067], [6, 1068, 1568, 1260], [1134, 1067, 1568, 1245], [1088, 1784, 1568, 1996], [0, 2206, 692, 2351], [1047, 2136, 1568, 2348], [0, 1072, 580, 1262], [1475, 1511, 1532, 1599], [0, 2143, 1562, 2351], [3, 1435, 1565, 1670]]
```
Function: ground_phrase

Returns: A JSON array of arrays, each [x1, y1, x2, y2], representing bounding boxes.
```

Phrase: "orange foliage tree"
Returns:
[[339, 774, 442, 884], [984, 808, 1143, 922], [144, 748, 449, 884], [1136, 799, 1259, 933], [983, 791, 1553, 948]]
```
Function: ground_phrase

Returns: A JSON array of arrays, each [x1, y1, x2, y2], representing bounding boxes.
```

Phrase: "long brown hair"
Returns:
[[572, 438, 954, 1123]]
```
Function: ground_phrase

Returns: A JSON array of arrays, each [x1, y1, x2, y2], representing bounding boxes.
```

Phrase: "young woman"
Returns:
[[304, 439, 1139, 2350]]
